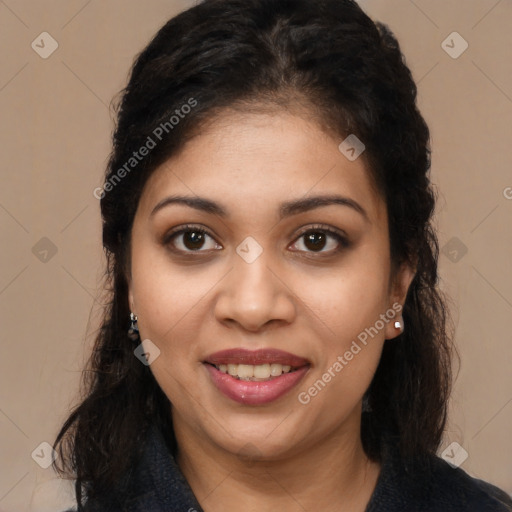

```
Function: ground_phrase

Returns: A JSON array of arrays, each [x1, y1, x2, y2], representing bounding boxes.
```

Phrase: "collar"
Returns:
[[121, 424, 204, 512]]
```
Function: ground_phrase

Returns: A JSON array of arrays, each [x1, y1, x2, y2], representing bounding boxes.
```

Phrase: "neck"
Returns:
[[173, 410, 381, 512]]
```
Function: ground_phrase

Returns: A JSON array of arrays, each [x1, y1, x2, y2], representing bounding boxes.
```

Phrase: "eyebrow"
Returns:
[[150, 194, 370, 222]]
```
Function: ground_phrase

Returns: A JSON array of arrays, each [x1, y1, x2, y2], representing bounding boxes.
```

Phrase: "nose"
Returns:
[[214, 249, 297, 333]]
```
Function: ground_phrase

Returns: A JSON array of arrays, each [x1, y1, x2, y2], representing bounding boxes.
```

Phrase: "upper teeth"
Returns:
[[216, 363, 293, 380]]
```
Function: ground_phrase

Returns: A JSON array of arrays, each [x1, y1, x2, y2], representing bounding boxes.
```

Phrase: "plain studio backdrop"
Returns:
[[0, 0, 511, 510]]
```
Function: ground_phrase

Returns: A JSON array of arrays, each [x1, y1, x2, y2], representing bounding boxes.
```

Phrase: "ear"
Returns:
[[124, 246, 136, 313], [384, 261, 416, 340], [127, 272, 136, 313], [128, 286, 135, 313]]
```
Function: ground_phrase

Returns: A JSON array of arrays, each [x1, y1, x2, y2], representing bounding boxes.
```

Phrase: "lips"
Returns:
[[204, 348, 309, 367], [203, 348, 310, 405]]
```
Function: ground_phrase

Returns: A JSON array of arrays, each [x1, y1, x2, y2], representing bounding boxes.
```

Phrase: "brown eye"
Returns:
[[290, 225, 349, 254], [303, 231, 328, 251], [181, 230, 207, 250], [164, 225, 221, 253]]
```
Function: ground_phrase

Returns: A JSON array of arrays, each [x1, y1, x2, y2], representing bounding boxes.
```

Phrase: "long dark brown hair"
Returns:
[[53, 0, 454, 507]]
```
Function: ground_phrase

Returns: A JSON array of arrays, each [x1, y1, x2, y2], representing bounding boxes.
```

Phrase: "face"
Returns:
[[128, 110, 414, 461]]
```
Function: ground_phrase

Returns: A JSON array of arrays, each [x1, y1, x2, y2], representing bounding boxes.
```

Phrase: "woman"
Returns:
[[54, 0, 512, 510]]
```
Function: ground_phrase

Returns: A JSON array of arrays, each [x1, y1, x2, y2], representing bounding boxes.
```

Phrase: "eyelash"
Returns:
[[162, 223, 350, 257]]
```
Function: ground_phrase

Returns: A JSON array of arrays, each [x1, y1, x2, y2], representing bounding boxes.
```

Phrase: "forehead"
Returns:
[[138, 111, 386, 225]]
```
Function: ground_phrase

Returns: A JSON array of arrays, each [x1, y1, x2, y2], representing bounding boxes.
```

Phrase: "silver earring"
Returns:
[[394, 318, 404, 332], [128, 312, 139, 341]]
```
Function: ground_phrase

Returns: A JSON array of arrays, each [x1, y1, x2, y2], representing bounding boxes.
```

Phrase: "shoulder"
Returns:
[[367, 449, 512, 512], [69, 424, 203, 512], [423, 456, 512, 511]]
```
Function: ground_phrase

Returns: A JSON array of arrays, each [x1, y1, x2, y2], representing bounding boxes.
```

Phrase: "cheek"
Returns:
[[298, 345, 383, 431], [291, 251, 390, 406], [295, 272, 387, 421], [129, 254, 226, 415], [294, 254, 391, 345], [130, 237, 210, 341], [132, 265, 208, 407]]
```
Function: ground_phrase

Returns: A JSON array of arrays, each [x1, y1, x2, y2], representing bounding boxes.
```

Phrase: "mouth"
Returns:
[[204, 347, 310, 380], [203, 348, 310, 405]]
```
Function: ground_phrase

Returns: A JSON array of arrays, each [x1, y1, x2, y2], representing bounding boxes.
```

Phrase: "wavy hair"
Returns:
[[53, 0, 454, 507]]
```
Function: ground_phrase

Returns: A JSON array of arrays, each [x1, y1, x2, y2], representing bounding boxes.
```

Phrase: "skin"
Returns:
[[128, 110, 415, 512]]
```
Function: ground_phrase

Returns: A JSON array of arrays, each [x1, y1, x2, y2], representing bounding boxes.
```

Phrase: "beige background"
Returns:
[[1, 0, 511, 510]]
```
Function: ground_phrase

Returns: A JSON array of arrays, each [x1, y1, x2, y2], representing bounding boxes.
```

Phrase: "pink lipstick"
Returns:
[[203, 348, 310, 405]]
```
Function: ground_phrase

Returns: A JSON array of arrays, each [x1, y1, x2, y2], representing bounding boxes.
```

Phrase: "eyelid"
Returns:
[[293, 223, 348, 241], [290, 223, 350, 252], [162, 223, 219, 248]]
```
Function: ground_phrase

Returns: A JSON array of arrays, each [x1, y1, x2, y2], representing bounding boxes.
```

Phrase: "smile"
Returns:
[[203, 348, 310, 405]]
